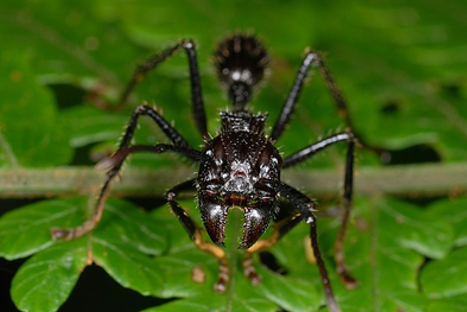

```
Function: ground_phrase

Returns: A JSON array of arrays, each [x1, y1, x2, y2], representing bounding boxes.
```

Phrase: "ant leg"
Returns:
[[334, 140, 358, 289], [283, 132, 354, 168], [271, 50, 383, 155], [271, 51, 316, 141], [51, 104, 203, 240], [312, 52, 355, 131], [243, 182, 344, 312], [314, 52, 388, 158], [91, 39, 208, 139], [51, 143, 201, 240], [279, 183, 342, 312], [51, 161, 118, 240], [271, 51, 353, 142], [119, 104, 193, 155], [283, 133, 358, 288], [166, 180, 230, 293], [96, 144, 204, 171]]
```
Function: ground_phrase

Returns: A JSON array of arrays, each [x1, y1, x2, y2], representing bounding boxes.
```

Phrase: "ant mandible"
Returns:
[[52, 33, 359, 312]]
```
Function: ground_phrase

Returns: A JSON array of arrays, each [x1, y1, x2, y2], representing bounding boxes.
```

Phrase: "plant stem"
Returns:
[[0, 163, 466, 199]]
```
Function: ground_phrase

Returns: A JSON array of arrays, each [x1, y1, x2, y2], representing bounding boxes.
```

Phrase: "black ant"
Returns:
[[52, 34, 359, 312]]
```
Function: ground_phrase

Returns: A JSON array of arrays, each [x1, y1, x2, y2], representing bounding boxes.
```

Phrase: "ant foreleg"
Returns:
[[283, 132, 358, 288], [334, 140, 358, 289], [119, 104, 193, 153], [51, 103, 202, 240], [280, 183, 341, 312], [282, 132, 354, 168], [166, 180, 230, 293], [51, 143, 202, 240]]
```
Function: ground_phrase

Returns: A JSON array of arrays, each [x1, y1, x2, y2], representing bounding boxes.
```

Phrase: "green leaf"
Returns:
[[427, 197, 467, 247], [1, 0, 467, 311], [257, 268, 322, 312], [2, 195, 464, 312], [142, 197, 455, 312], [92, 237, 166, 296], [140, 295, 226, 312], [421, 247, 467, 299], [149, 203, 323, 312], [11, 239, 88, 312], [1, 197, 169, 311], [0, 0, 140, 82], [313, 197, 452, 312], [378, 198, 454, 260], [60, 105, 129, 148], [426, 294, 467, 312], [0, 49, 73, 167], [0, 198, 85, 259]]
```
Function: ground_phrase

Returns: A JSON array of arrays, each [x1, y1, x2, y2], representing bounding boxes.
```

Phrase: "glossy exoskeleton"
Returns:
[[52, 34, 358, 312]]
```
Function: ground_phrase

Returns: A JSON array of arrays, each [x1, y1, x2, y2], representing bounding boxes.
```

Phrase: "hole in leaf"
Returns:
[[47, 83, 87, 109], [440, 81, 462, 99], [398, 196, 444, 207], [70, 144, 100, 166], [384, 144, 442, 165], [380, 100, 400, 115], [70, 142, 115, 166], [259, 251, 288, 275], [127, 198, 167, 212]]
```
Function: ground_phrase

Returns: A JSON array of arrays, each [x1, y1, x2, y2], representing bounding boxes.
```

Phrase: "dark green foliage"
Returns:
[[1, 0, 466, 311]]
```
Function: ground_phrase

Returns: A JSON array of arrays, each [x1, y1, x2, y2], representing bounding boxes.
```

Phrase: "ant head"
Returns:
[[197, 130, 282, 249]]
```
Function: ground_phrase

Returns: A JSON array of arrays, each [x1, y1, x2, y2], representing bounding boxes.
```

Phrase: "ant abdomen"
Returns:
[[214, 34, 269, 110]]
